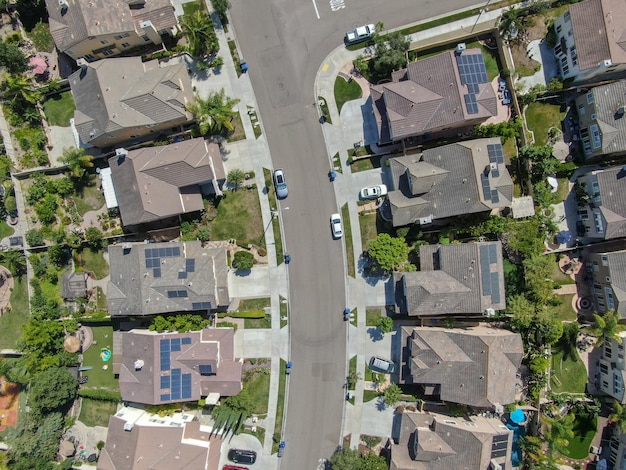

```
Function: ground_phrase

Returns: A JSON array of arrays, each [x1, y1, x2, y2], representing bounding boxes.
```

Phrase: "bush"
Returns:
[[25, 228, 44, 247], [228, 310, 265, 319], [233, 250, 254, 270], [4, 195, 16, 212], [78, 388, 122, 402]]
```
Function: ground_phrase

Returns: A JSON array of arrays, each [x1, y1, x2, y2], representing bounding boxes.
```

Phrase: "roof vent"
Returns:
[[124, 422, 134, 432], [604, 59, 613, 67], [58, 0, 68, 9], [115, 148, 128, 158], [455, 43, 466, 55], [77, 58, 88, 68], [139, 20, 153, 29], [616, 106, 625, 118], [134, 359, 144, 370], [490, 162, 498, 171]]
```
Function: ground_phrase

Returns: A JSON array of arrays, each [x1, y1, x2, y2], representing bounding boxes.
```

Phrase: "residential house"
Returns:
[[399, 326, 523, 408], [383, 138, 513, 227], [107, 240, 229, 316], [98, 406, 221, 470], [576, 166, 626, 240], [553, 0, 626, 84], [588, 249, 626, 316], [390, 410, 514, 470], [393, 241, 506, 317], [116, 328, 242, 405], [69, 56, 193, 149], [106, 138, 225, 228], [370, 47, 497, 145], [574, 80, 626, 160], [46, 0, 178, 62], [609, 425, 626, 468], [596, 331, 626, 403]]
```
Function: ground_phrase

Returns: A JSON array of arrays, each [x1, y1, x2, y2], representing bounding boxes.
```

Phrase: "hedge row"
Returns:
[[217, 310, 266, 319], [78, 388, 122, 402]]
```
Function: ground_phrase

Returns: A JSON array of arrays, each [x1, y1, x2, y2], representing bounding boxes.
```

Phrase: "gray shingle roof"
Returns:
[[589, 166, 626, 239], [387, 138, 513, 227], [605, 250, 626, 314], [371, 49, 497, 142], [107, 241, 229, 316], [109, 138, 224, 226], [117, 328, 242, 405], [394, 241, 506, 316], [400, 326, 523, 408], [390, 411, 514, 470], [70, 57, 192, 147], [62, 271, 87, 300]]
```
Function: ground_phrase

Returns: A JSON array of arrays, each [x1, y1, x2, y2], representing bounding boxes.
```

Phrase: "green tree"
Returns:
[[34, 193, 58, 225], [211, 0, 230, 26], [523, 254, 554, 305], [47, 244, 65, 267], [377, 316, 393, 334], [25, 228, 44, 247], [591, 310, 624, 347], [507, 294, 535, 331], [85, 226, 104, 250], [543, 413, 575, 459], [519, 435, 549, 468], [382, 383, 402, 407], [2, 73, 40, 105], [180, 11, 219, 57], [0, 42, 28, 74], [60, 147, 94, 181], [368, 233, 410, 273], [5, 412, 63, 469], [610, 401, 626, 433], [28, 367, 78, 417], [227, 168, 245, 190], [330, 447, 361, 470], [187, 88, 240, 135], [50, 176, 74, 197], [232, 250, 254, 270], [371, 31, 410, 79], [347, 370, 361, 389], [4, 194, 16, 212], [0, 249, 26, 277]]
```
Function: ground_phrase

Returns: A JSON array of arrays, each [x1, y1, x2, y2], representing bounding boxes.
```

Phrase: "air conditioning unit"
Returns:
[[484, 308, 496, 317], [456, 43, 466, 55]]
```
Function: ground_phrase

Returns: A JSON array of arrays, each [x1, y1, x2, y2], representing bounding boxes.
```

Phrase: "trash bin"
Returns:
[[286, 362, 292, 374], [329, 171, 336, 182], [284, 254, 291, 264], [241, 61, 248, 73]]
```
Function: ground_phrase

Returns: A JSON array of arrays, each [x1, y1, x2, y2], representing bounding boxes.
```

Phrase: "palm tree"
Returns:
[[519, 435, 548, 468], [542, 413, 575, 459], [0, 250, 26, 277], [591, 310, 624, 348], [2, 74, 40, 106], [180, 11, 219, 57], [187, 88, 240, 135], [59, 147, 94, 181], [610, 401, 626, 433]]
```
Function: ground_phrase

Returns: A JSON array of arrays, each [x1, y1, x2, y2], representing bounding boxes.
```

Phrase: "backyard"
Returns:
[[525, 100, 567, 146], [78, 398, 118, 428], [73, 175, 105, 216], [81, 323, 118, 390], [0, 277, 29, 349], [42, 92, 76, 127], [560, 412, 597, 460], [77, 248, 109, 280], [550, 343, 587, 394], [210, 190, 263, 246]]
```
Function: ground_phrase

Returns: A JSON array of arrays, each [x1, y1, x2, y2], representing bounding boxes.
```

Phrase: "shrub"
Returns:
[[233, 250, 254, 270], [25, 229, 44, 247], [4, 195, 16, 212], [228, 310, 265, 319], [78, 388, 122, 402]]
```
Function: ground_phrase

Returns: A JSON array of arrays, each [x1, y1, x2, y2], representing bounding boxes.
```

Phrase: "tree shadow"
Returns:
[[368, 326, 384, 342], [376, 397, 388, 411], [234, 268, 252, 277]]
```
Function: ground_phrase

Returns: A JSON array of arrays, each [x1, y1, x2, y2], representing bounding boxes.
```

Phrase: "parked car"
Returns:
[[330, 213, 343, 239], [227, 449, 257, 465], [590, 446, 602, 455], [273, 168, 288, 199], [369, 356, 396, 374], [223, 466, 248, 470], [345, 24, 375, 45], [360, 184, 387, 200]]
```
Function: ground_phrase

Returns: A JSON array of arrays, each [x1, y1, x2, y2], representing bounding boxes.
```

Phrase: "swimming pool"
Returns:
[[506, 420, 526, 468]]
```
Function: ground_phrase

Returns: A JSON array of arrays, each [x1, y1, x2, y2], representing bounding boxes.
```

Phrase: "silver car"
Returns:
[[360, 184, 387, 200], [273, 168, 288, 199], [369, 356, 396, 373], [330, 213, 343, 239]]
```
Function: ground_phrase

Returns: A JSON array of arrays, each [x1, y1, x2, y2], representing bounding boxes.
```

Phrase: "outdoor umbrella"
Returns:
[[510, 408, 526, 424], [556, 231, 572, 244]]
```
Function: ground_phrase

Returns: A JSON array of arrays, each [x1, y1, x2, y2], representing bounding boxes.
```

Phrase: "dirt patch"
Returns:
[[510, 14, 551, 77], [0, 379, 20, 431]]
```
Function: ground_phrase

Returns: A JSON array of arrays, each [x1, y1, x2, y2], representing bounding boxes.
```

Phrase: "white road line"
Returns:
[[311, 0, 320, 19]]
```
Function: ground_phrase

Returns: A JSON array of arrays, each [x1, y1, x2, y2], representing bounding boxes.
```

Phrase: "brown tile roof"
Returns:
[[371, 49, 497, 142], [118, 328, 242, 405], [390, 411, 513, 470], [109, 138, 224, 226], [400, 326, 523, 407]]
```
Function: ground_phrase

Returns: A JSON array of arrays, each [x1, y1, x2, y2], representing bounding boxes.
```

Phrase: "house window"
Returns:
[[592, 181, 600, 197], [121, 42, 130, 48], [142, 35, 150, 42], [593, 261, 599, 271], [84, 54, 94, 61], [601, 362, 609, 374], [594, 284, 602, 294], [100, 39, 109, 45], [606, 344, 613, 358], [598, 296, 606, 309], [554, 44, 563, 55], [578, 209, 589, 220], [556, 24, 562, 33], [114, 33, 130, 39], [591, 113, 596, 120], [564, 11, 571, 22], [67, 49, 75, 56], [590, 124, 601, 148], [603, 380, 609, 389], [587, 93, 595, 104], [562, 65, 570, 75], [102, 49, 115, 56], [607, 288, 615, 310], [601, 255, 608, 266], [578, 104, 586, 115], [594, 212, 604, 234], [606, 276, 612, 283], [444, 420, 457, 425]]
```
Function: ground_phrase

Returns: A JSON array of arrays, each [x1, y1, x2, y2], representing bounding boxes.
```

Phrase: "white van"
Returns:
[[369, 356, 396, 373]]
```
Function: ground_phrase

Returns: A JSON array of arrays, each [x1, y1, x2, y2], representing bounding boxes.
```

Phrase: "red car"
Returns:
[[223, 466, 248, 470]]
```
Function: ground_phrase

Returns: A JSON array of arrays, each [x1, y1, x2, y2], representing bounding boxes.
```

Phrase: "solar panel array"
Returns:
[[167, 290, 188, 298], [199, 364, 213, 375], [487, 143, 504, 178], [481, 173, 492, 201], [159, 339, 194, 401], [456, 53, 488, 115], [479, 244, 501, 304], [145, 246, 182, 278], [191, 301, 212, 310], [491, 434, 509, 459]]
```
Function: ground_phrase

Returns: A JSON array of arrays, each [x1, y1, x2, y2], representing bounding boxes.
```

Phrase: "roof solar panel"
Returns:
[[160, 354, 170, 371], [481, 174, 491, 199], [491, 189, 500, 203], [493, 434, 509, 443], [178, 271, 187, 279], [171, 338, 181, 351], [492, 168, 500, 178], [153, 268, 161, 278], [170, 389, 180, 400], [173, 247, 180, 256], [491, 448, 507, 458], [488, 244, 498, 263], [182, 374, 192, 399], [160, 375, 170, 389], [160, 393, 170, 401], [145, 248, 154, 258], [192, 302, 202, 309], [491, 272, 501, 304], [186, 259, 195, 272], [146, 258, 154, 268], [181, 337, 192, 345], [171, 368, 181, 376], [199, 364, 213, 375], [160, 339, 170, 352], [178, 290, 187, 297], [166, 247, 173, 256]]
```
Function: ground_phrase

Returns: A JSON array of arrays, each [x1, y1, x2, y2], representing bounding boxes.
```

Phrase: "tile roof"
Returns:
[[109, 138, 224, 226], [70, 57, 192, 147], [603, 250, 626, 314], [107, 240, 229, 316], [400, 326, 523, 408], [117, 328, 242, 405], [568, 0, 626, 72], [98, 408, 221, 470], [581, 166, 626, 239], [370, 49, 497, 142], [390, 411, 513, 470], [386, 138, 513, 227], [394, 241, 506, 316]]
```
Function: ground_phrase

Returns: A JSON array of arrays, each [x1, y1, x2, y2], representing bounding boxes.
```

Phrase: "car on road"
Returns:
[[273, 168, 288, 199], [360, 184, 387, 200], [369, 356, 396, 373], [227, 449, 257, 465], [330, 213, 343, 239], [223, 466, 248, 470], [345, 24, 375, 45]]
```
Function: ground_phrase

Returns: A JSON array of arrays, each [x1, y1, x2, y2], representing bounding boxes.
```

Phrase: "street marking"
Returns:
[[322, 63, 329, 72], [329, 0, 345, 11], [312, 0, 320, 19]]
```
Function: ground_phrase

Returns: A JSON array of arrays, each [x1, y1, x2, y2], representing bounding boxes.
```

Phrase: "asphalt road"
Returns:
[[229, 0, 483, 467]]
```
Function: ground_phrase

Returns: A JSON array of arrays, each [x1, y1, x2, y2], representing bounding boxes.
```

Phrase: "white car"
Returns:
[[345, 24, 375, 45], [330, 213, 343, 239], [360, 184, 387, 200]]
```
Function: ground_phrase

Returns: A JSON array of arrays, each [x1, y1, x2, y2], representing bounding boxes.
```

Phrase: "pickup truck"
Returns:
[[345, 24, 375, 45]]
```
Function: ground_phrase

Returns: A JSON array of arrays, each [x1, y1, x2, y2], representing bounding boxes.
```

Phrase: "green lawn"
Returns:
[[525, 101, 566, 146], [359, 213, 378, 253], [42, 92, 76, 127], [349, 154, 381, 173], [334, 76, 362, 114], [263, 167, 283, 265], [273, 359, 287, 454], [79, 248, 109, 279], [239, 298, 271, 310], [348, 356, 357, 390], [245, 315, 271, 329], [182, 0, 206, 16], [341, 204, 354, 277], [0, 221, 14, 239], [560, 413, 597, 460], [244, 365, 271, 415], [366, 308, 381, 326], [211, 190, 263, 246], [552, 258, 576, 285], [363, 390, 379, 403], [551, 347, 587, 394], [78, 398, 118, 427], [73, 177, 105, 216], [81, 324, 118, 389], [553, 294, 577, 321], [0, 277, 29, 349], [26, 21, 54, 52]]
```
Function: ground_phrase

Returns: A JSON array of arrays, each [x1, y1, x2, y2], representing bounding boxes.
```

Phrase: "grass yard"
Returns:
[[363, 390, 379, 403], [334, 76, 362, 114], [359, 213, 378, 253], [552, 258, 576, 285], [42, 92, 76, 127], [239, 298, 271, 311], [557, 178, 570, 204], [81, 324, 118, 389], [348, 356, 357, 390], [263, 168, 284, 265], [280, 295, 288, 329], [226, 112, 246, 143], [182, 0, 206, 16], [26, 21, 54, 52], [525, 101, 566, 146], [366, 308, 381, 326], [0, 277, 29, 349], [553, 294, 577, 322], [211, 189, 263, 246], [73, 177, 105, 216], [341, 204, 354, 277], [551, 347, 587, 394], [78, 248, 109, 279], [560, 413, 597, 460], [273, 360, 287, 454], [245, 315, 271, 329], [0, 221, 14, 239], [78, 398, 118, 428], [244, 366, 271, 415], [95, 286, 107, 311], [349, 153, 380, 173]]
